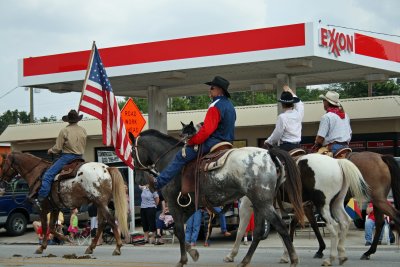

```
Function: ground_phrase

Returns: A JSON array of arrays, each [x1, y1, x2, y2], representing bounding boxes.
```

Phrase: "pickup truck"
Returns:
[[0, 179, 34, 236]]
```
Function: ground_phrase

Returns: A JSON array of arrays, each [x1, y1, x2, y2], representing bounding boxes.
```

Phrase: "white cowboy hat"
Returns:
[[319, 91, 341, 106]]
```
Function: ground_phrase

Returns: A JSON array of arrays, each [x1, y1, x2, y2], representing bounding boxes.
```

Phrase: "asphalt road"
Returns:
[[0, 224, 399, 267]]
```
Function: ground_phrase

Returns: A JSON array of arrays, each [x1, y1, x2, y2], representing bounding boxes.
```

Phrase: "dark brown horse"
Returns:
[[289, 151, 400, 260], [0, 152, 128, 256]]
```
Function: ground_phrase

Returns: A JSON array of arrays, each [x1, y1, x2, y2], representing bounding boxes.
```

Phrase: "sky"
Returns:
[[0, 0, 399, 120]]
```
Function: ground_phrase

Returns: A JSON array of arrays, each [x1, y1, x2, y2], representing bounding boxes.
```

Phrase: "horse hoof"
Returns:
[[224, 256, 234, 262], [339, 257, 348, 265], [35, 249, 43, 254], [321, 260, 332, 266], [236, 263, 248, 267], [279, 257, 289, 263], [112, 250, 121, 256], [360, 254, 370, 260], [85, 248, 93, 254], [188, 249, 199, 262], [314, 252, 324, 259]]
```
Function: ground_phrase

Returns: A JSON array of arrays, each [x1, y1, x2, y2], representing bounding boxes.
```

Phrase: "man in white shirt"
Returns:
[[313, 91, 352, 155], [264, 85, 304, 151]]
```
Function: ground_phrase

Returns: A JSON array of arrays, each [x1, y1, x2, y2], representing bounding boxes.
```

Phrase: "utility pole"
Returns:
[[29, 87, 34, 122]]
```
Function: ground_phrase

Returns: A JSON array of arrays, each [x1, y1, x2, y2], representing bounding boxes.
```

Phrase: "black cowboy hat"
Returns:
[[205, 76, 231, 98], [62, 109, 83, 123], [278, 91, 300, 104]]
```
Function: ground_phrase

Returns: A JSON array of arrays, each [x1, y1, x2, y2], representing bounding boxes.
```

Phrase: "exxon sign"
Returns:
[[319, 27, 354, 57]]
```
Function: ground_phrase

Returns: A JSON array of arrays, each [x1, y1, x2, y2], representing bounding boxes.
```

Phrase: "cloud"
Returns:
[[0, 0, 399, 119]]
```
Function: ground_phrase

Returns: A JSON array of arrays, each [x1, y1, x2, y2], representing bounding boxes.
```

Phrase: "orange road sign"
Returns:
[[121, 98, 146, 138]]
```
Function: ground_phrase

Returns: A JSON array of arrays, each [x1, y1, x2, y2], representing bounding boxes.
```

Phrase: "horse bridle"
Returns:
[[133, 135, 184, 177], [0, 154, 18, 182]]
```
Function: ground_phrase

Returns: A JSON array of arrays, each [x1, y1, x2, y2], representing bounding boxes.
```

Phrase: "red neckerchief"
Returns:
[[327, 107, 345, 119]]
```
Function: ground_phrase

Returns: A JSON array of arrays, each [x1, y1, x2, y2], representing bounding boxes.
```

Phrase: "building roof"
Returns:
[[19, 22, 400, 97], [1, 95, 399, 143]]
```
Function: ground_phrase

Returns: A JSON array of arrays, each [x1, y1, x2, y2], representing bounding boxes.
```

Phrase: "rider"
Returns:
[[34, 109, 87, 209], [146, 76, 236, 190], [312, 91, 352, 155], [264, 85, 304, 151]]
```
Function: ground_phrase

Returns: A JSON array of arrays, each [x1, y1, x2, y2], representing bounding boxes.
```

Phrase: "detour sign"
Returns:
[[121, 98, 146, 138]]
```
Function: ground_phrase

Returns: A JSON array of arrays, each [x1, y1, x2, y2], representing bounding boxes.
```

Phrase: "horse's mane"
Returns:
[[140, 129, 183, 146], [12, 151, 52, 164]]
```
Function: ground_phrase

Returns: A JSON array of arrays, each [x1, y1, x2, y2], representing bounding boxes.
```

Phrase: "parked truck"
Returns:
[[0, 178, 34, 236]]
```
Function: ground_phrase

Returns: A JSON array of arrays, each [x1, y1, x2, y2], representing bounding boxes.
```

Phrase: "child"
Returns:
[[68, 207, 79, 241], [243, 212, 254, 245]]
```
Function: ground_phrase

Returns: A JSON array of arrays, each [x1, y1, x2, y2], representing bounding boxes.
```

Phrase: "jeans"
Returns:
[[185, 209, 203, 244], [214, 207, 228, 233], [365, 218, 384, 243], [331, 143, 349, 155], [156, 137, 221, 189], [38, 153, 82, 198]]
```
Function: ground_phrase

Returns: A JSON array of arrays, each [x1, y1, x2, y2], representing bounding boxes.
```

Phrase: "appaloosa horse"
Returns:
[[225, 153, 370, 266], [131, 129, 304, 267], [296, 151, 400, 260], [0, 152, 128, 256]]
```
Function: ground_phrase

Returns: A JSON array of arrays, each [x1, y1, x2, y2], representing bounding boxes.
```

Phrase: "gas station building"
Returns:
[[2, 22, 400, 160]]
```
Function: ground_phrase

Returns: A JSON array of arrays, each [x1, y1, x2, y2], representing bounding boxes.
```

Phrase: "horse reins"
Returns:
[[133, 135, 184, 176]]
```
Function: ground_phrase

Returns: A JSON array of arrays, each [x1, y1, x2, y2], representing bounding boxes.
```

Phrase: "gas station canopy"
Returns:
[[18, 22, 400, 97]]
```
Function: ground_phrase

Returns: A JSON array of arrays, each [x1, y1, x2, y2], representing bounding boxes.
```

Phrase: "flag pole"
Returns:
[[78, 41, 97, 111]]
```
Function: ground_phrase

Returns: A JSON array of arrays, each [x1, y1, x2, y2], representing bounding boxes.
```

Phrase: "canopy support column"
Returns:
[[147, 86, 168, 134]]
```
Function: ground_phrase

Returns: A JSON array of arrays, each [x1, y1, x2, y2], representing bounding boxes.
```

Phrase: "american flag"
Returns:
[[79, 44, 134, 169]]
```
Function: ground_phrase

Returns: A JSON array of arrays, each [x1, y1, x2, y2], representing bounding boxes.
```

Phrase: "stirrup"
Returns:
[[177, 192, 191, 207]]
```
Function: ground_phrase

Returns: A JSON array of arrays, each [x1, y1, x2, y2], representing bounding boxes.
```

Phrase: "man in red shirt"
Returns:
[[147, 76, 236, 190]]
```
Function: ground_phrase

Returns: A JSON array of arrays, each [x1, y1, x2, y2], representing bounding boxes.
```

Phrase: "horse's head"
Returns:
[[0, 153, 19, 182], [129, 129, 183, 182]]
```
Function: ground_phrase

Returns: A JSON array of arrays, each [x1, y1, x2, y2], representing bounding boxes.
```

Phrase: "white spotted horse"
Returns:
[[298, 151, 400, 260], [131, 129, 305, 267], [0, 152, 128, 256]]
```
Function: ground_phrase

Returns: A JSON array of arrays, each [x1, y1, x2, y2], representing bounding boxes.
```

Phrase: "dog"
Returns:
[[180, 121, 203, 157]]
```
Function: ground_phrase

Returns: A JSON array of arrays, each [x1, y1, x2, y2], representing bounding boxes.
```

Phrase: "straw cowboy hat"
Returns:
[[278, 91, 300, 104], [319, 91, 341, 106], [62, 109, 83, 123], [205, 76, 231, 98]]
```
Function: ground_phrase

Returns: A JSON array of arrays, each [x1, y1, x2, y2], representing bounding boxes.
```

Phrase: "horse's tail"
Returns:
[[108, 167, 129, 237], [381, 155, 400, 210], [269, 148, 305, 226], [337, 159, 370, 201]]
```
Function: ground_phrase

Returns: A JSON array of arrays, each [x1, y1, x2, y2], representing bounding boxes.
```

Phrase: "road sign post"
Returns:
[[121, 98, 146, 233]]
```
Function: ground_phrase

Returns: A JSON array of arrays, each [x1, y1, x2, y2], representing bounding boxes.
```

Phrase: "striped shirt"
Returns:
[[317, 112, 352, 145]]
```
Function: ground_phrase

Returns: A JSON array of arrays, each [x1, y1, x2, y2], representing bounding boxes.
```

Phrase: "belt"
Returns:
[[281, 141, 300, 145], [330, 142, 348, 145]]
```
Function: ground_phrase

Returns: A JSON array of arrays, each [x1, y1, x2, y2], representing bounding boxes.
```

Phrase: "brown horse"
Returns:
[[0, 152, 128, 256], [289, 151, 400, 260]]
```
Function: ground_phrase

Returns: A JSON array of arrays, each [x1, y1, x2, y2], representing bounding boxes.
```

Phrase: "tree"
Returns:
[[0, 110, 30, 135]]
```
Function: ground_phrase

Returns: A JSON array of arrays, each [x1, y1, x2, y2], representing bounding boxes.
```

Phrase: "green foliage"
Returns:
[[0, 110, 30, 135], [39, 115, 57, 122]]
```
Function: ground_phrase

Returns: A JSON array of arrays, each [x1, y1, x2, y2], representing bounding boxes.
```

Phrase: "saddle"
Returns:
[[317, 146, 352, 159], [56, 159, 85, 181], [179, 142, 234, 209]]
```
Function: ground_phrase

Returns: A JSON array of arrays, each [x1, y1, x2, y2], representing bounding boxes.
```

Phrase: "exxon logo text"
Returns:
[[319, 28, 354, 57]]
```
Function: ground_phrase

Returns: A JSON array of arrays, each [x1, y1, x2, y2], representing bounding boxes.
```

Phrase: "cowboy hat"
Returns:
[[205, 76, 231, 98], [319, 91, 341, 106], [62, 109, 83, 123], [278, 91, 300, 104]]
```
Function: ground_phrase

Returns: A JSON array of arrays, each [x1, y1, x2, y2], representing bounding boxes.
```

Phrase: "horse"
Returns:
[[293, 151, 400, 260], [225, 153, 370, 266], [131, 129, 305, 267], [0, 152, 128, 256]]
